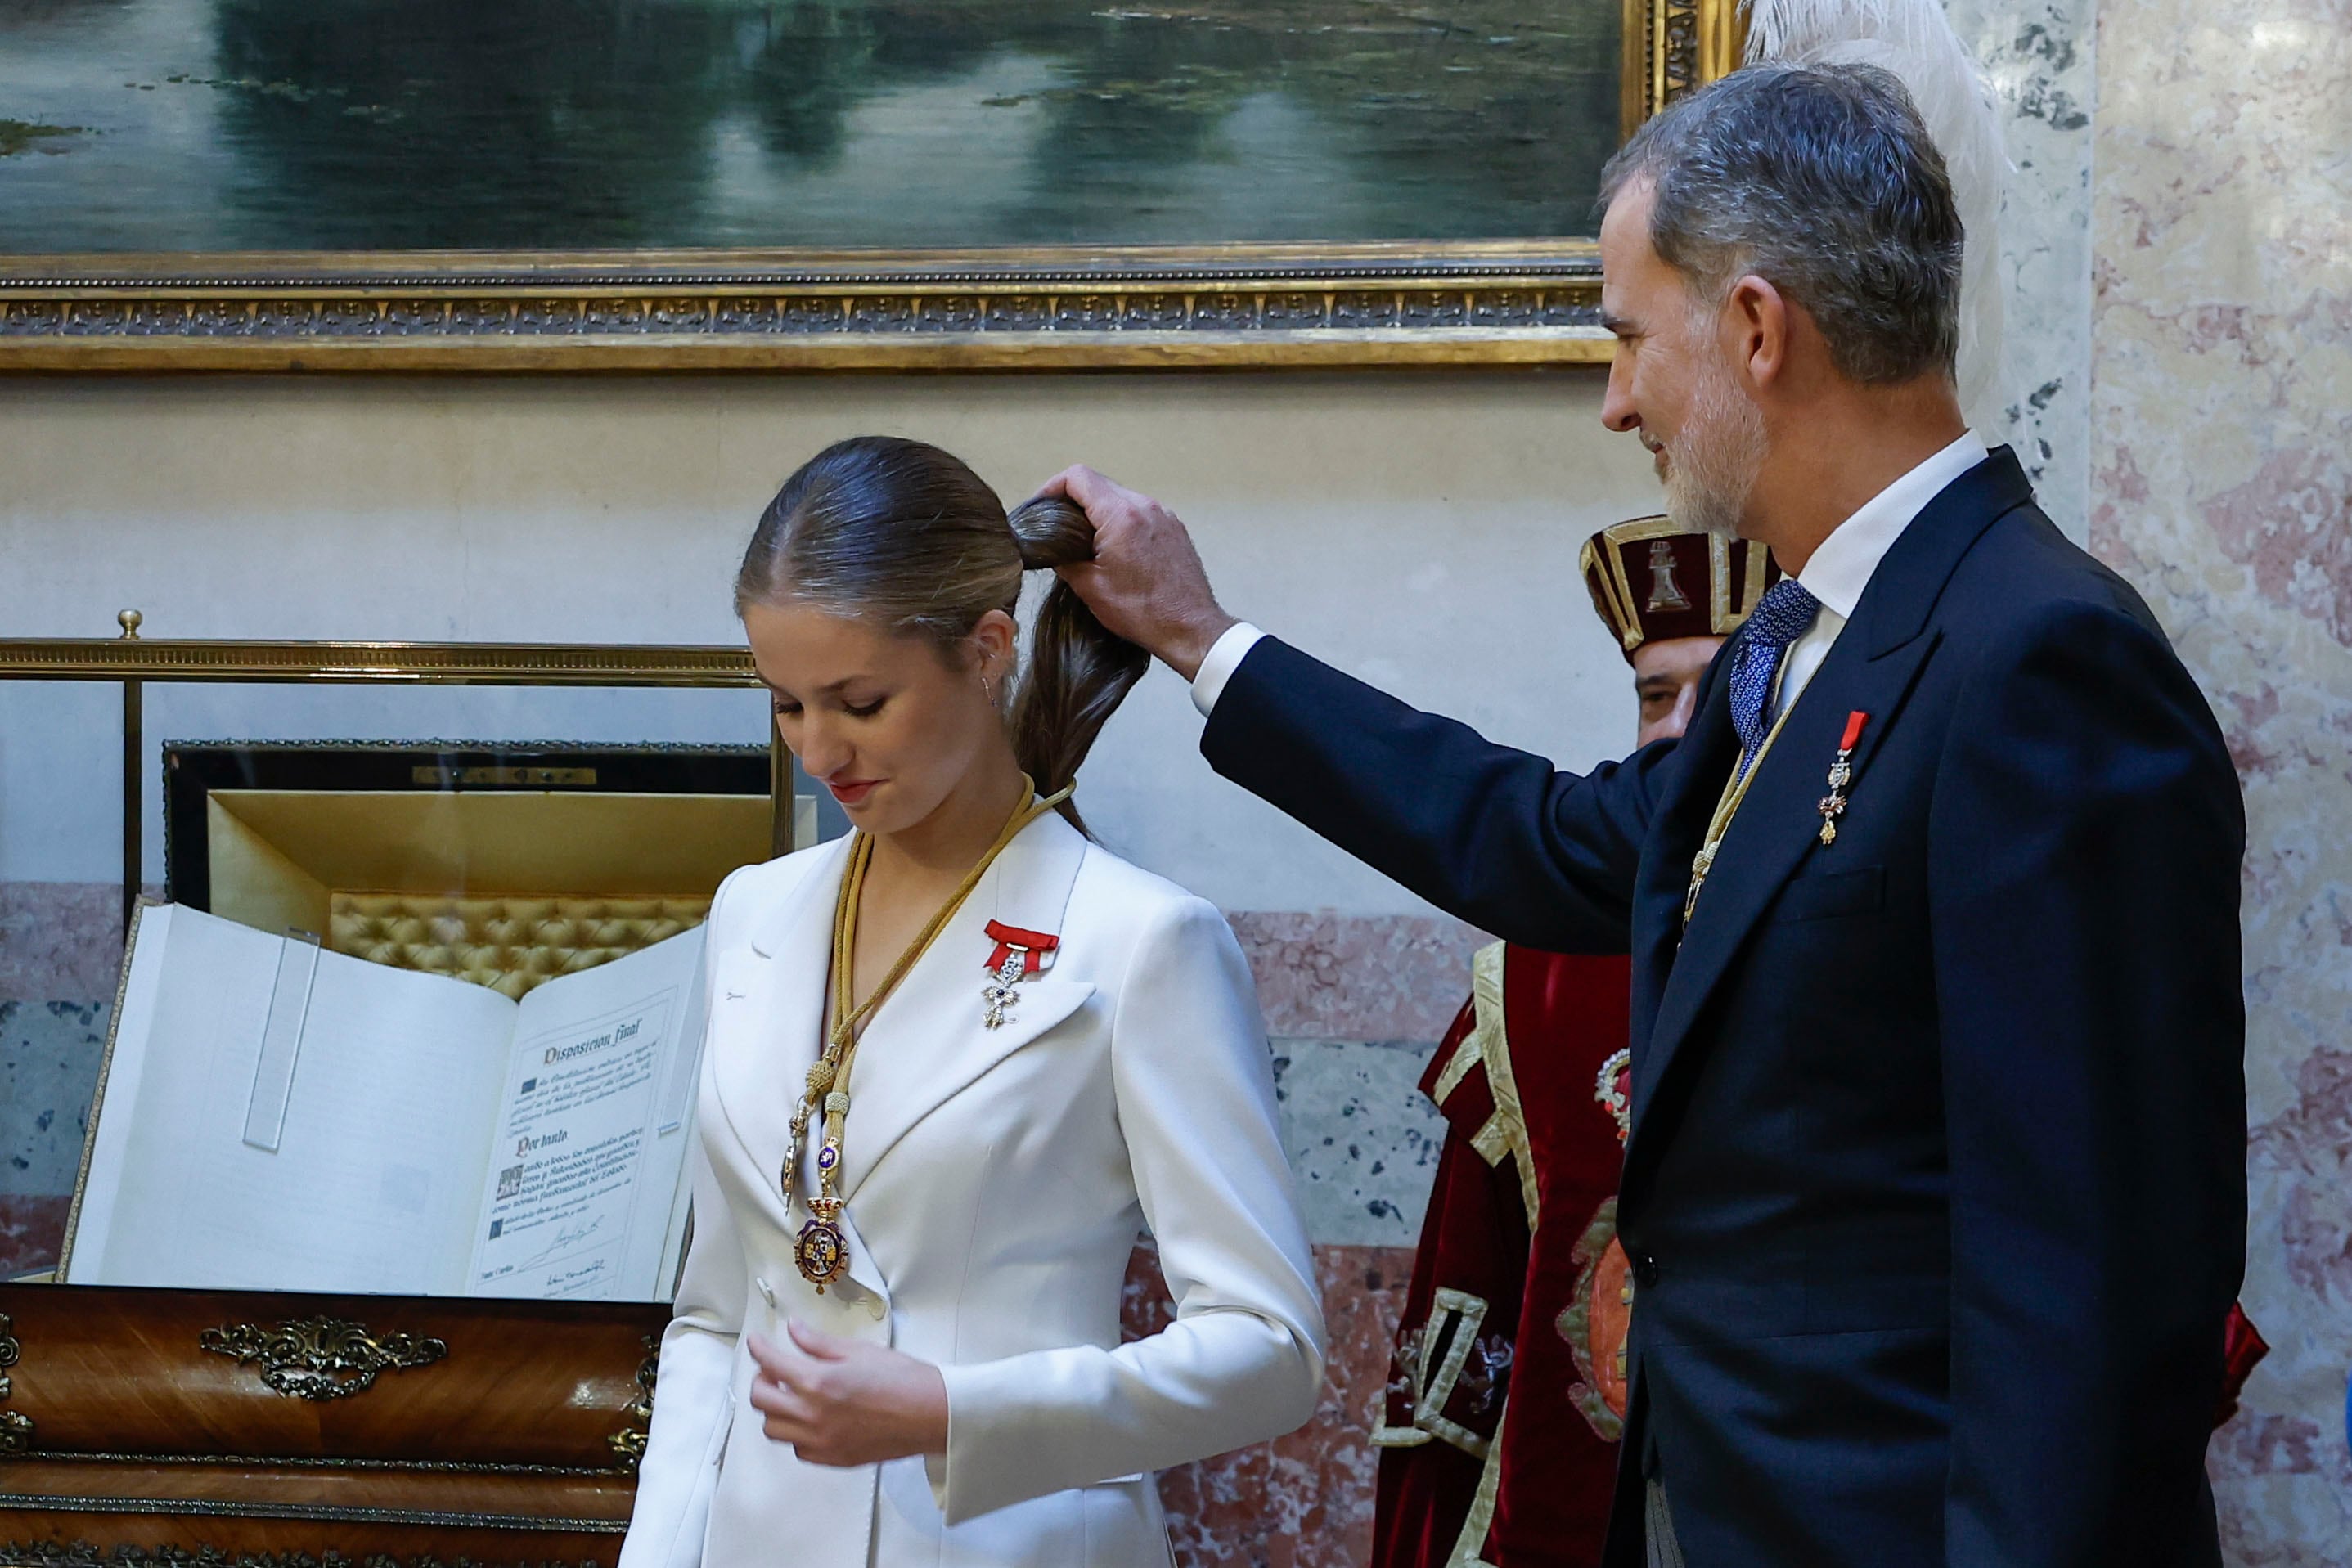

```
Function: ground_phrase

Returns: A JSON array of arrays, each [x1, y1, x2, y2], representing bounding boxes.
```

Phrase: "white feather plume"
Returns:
[[1743, 0, 2012, 430]]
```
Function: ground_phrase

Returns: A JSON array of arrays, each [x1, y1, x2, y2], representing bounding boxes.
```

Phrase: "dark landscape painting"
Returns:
[[0, 0, 1622, 254]]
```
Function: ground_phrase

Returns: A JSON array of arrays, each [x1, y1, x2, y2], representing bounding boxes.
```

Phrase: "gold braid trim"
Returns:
[[1368, 1420, 1432, 1448], [1430, 1022, 1485, 1106], [1465, 941, 1540, 1226], [1369, 1289, 1496, 1459], [1414, 1287, 1494, 1459], [1446, 1395, 1510, 1568], [1468, 1109, 1516, 1170]]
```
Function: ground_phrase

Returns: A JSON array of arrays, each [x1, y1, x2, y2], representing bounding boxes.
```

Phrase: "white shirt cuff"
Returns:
[[1189, 622, 1266, 718]]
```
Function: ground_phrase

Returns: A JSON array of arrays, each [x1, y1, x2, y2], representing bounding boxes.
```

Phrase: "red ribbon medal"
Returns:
[[1817, 710, 1869, 846], [983, 921, 1059, 976], [981, 921, 1059, 1030]]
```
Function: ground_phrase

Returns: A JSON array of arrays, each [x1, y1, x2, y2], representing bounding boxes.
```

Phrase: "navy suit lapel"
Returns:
[[1621, 447, 2039, 1174], [1626, 652, 1738, 1104], [1635, 631, 1939, 1112]]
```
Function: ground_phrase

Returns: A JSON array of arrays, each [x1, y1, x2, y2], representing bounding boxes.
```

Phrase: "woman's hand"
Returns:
[[746, 1320, 949, 1468]]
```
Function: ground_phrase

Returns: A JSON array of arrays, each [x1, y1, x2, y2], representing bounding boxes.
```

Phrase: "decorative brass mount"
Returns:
[[0, 1311, 28, 1452], [607, 1336, 659, 1468], [197, 1317, 448, 1402]]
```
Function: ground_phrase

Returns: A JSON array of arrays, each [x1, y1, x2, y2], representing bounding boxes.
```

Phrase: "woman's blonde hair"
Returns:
[[735, 436, 1145, 833]]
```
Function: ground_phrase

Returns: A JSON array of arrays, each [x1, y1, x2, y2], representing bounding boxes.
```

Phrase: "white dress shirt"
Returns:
[[1770, 430, 1988, 718], [1189, 621, 1269, 717], [1189, 430, 1990, 724]]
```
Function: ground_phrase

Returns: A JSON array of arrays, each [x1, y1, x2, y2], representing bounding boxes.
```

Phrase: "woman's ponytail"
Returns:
[[1003, 495, 1148, 833]]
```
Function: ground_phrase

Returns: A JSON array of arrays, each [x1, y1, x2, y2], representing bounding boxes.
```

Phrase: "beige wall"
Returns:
[[0, 370, 1657, 911]]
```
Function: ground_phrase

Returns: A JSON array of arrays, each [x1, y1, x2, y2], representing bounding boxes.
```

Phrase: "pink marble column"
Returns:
[[2091, 0, 2352, 1554]]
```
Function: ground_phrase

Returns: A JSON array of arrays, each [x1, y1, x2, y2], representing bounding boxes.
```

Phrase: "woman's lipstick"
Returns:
[[826, 778, 880, 807]]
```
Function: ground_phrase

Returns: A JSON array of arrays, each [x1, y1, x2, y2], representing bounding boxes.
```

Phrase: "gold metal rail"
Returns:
[[0, 618, 758, 686], [0, 614, 779, 933]]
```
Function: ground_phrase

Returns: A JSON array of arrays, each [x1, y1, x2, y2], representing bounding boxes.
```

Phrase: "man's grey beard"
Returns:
[[1662, 350, 1767, 540]]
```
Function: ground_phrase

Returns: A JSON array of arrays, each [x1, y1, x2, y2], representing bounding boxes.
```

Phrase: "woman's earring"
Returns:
[[981, 671, 999, 712]]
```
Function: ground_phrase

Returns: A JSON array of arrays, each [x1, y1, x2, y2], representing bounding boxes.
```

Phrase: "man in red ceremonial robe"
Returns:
[[1369, 525, 2272, 1568], [1370, 519, 1775, 1567]]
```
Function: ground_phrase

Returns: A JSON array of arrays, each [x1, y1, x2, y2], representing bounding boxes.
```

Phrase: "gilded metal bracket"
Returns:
[[0, 1312, 29, 1453], [606, 1336, 659, 1469], [197, 1317, 448, 1402]]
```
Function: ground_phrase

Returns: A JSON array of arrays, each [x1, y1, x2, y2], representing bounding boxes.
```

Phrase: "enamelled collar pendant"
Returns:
[[795, 1203, 848, 1292]]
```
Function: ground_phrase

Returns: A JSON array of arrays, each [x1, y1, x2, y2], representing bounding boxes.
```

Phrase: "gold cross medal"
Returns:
[[981, 921, 1059, 1030], [1817, 711, 1869, 846]]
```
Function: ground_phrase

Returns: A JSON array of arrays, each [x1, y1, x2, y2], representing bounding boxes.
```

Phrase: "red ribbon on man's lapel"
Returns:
[[984, 920, 1059, 975]]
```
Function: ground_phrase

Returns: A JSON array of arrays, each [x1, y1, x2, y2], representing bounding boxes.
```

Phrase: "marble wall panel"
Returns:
[[1127, 1238, 1416, 1568], [1946, 0, 2100, 536], [0, 995, 146, 1277], [0, 1000, 109, 1197], [0, 881, 131, 1000], [0, 1193, 70, 1277], [2089, 0, 2352, 1557], [1230, 911, 1485, 1046], [1273, 1039, 1447, 1250]]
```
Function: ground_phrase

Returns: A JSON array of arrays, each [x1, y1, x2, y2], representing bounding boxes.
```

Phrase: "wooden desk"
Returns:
[[0, 1283, 667, 1566]]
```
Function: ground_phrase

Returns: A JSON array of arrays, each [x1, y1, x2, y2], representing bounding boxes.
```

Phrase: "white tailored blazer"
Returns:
[[618, 810, 1326, 1568]]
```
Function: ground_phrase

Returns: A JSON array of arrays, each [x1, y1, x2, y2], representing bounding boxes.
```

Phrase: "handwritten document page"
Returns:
[[72, 905, 515, 1293], [464, 927, 707, 1301]]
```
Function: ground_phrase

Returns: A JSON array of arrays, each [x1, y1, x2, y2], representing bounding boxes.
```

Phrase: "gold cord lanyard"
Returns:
[[1683, 696, 1801, 931], [787, 776, 1073, 1291]]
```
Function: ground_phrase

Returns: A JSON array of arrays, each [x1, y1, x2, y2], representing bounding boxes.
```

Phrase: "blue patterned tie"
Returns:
[[1725, 578, 1820, 780]]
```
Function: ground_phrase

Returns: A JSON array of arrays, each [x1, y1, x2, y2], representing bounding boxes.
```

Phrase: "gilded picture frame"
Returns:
[[0, 0, 1741, 374]]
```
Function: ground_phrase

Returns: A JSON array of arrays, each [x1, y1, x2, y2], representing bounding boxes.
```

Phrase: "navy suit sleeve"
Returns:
[[1199, 635, 1670, 952], [1928, 600, 2246, 1566]]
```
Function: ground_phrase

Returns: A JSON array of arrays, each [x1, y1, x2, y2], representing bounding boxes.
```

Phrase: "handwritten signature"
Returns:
[[517, 1213, 607, 1268]]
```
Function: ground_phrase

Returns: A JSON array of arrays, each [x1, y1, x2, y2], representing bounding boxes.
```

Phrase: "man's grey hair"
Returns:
[[1600, 62, 1963, 386]]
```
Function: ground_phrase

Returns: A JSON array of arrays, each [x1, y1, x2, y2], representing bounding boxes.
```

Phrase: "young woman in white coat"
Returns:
[[618, 437, 1326, 1568]]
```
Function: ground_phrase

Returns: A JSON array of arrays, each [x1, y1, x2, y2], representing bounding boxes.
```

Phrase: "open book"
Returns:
[[61, 903, 709, 1301]]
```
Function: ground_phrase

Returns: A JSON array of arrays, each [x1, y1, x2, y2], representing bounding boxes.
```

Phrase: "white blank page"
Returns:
[[73, 905, 515, 1294]]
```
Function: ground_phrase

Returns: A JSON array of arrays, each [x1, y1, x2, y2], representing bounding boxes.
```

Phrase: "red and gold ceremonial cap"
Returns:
[[1579, 518, 1784, 662]]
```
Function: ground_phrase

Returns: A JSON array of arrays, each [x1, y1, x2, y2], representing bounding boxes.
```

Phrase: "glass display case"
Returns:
[[0, 618, 839, 1567]]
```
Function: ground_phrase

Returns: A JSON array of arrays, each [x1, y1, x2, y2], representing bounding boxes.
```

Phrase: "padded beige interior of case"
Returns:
[[202, 788, 775, 996], [327, 892, 712, 999]]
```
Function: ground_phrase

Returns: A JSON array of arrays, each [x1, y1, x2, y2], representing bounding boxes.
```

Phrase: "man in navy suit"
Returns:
[[1042, 63, 2245, 1568]]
